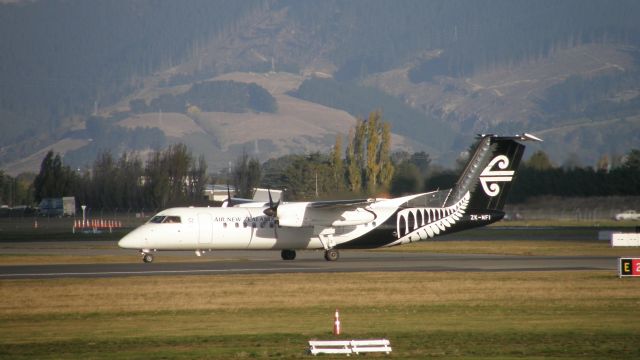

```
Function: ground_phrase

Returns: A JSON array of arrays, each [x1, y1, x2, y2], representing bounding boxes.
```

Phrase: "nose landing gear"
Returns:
[[141, 251, 154, 263]]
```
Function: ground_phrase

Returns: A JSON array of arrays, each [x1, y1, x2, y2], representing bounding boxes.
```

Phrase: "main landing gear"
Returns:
[[280, 249, 340, 261], [281, 249, 296, 260], [324, 249, 339, 261]]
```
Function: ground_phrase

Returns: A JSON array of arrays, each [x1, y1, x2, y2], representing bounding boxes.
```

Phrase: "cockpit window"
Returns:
[[148, 215, 181, 224], [149, 216, 165, 224]]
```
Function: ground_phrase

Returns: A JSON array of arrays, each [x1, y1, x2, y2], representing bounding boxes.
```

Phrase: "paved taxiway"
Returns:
[[0, 245, 616, 279]]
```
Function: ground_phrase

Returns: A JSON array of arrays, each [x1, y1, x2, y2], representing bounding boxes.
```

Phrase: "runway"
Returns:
[[0, 248, 616, 279]]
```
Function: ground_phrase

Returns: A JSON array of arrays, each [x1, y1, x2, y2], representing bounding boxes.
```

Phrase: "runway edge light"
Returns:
[[618, 258, 640, 277]]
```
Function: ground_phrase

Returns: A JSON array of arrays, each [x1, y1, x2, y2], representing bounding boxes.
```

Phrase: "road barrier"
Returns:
[[73, 219, 123, 233], [308, 339, 392, 356], [611, 233, 640, 247]]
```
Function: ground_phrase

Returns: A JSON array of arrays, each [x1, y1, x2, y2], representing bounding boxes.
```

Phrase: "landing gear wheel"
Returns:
[[324, 249, 339, 261], [142, 253, 154, 263], [281, 249, 296, 260]]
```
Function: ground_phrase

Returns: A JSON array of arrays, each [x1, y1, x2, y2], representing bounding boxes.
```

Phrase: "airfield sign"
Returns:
[[619, 258, 640, 277]]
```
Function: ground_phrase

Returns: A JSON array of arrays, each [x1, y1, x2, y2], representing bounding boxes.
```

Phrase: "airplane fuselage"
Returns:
[[119, 134, 540, 262], [119, 191, 498, 254]]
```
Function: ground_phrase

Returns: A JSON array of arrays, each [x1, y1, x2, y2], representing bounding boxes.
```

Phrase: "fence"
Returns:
[[0, 208, 158, 231]]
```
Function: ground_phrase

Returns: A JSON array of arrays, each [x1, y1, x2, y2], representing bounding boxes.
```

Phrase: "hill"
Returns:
[[1, 1, 640, 174]]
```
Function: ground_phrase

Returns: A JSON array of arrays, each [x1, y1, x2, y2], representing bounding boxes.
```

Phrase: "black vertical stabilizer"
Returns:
[[444, 134, 538, 211]]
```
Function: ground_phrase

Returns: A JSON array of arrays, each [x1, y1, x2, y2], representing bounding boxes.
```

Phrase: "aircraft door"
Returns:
[[198, 213, 213, 244], [213, 208, 252, 249]]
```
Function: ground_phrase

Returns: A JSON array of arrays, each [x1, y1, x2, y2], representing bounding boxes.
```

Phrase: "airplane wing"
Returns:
[[275, 199, 376, 227], [307, 198, 375, 209]]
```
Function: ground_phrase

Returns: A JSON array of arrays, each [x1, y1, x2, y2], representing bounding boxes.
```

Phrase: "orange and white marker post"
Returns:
[[333, 308, 341, 336]]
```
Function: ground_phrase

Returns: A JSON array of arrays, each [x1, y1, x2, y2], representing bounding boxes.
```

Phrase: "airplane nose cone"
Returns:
[[118, 231, 145, 249], [118, 236, 133, 249]]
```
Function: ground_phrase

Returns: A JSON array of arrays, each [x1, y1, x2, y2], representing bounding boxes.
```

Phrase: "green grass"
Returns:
[[1, 272, 639, 359], [2, 330, 637, 359]]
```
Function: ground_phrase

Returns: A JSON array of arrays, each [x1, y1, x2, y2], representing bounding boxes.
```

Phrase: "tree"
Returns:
[[345, 128, 362, 192], [527, 150, 554, 170], [622, 149, 640, 171], [353, 119, 366, 170], [390, 162, 421, 196], [187, 155, 208, 201], [233, 151, 262, 199], [33, 151, 77, 202], [330, 134, 345, 191], [92, 151, 117, 209], [408, 151, 431, 177], [379, 122, 394, 188], [345, 111, 394, 194], [596, 154, 610, 173], [115, 152, 144, 209], [144, 150, 170, 209], [365, 112, 381, 192], [563, 152, 583, 170], [164, 144, 193, 204]]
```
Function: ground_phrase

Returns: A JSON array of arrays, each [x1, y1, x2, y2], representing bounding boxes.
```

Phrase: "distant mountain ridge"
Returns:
[[1, 0, 640, 175]]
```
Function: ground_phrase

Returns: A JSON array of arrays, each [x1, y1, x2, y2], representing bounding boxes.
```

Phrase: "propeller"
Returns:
[[221, 184, 232, 208], [263, 188, 279, 217]]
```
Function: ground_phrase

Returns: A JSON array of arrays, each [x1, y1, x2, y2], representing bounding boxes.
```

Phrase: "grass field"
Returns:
[[2, 218, 640, 358], [1, 271, 639, 359]]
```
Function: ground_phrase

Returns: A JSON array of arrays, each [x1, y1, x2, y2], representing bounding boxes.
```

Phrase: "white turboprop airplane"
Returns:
[[119, 133, 541, 262]]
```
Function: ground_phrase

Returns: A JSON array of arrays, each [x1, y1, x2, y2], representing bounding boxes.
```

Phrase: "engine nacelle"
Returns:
[[276, 203, 375, 227]]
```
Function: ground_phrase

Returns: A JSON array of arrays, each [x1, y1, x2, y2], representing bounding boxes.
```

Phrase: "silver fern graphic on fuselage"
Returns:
[[390, 191, 471, 246]]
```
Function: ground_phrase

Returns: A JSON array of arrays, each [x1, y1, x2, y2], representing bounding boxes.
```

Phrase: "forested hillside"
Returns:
[[289, 78, 453, 153], [1, 0, 640, 174], [0, 0, 260, 161]]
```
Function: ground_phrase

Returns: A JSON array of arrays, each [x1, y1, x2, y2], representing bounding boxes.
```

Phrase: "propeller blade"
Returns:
[[263, 188, 279, 217]]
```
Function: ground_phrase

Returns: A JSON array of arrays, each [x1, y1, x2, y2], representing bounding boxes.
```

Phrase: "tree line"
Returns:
[[28, 144, 207, 212], [1, 122, 639, 212], [508, 150, 640, 202]]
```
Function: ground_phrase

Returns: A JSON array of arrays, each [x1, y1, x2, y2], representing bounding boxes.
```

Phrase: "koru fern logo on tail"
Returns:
[[479, 155, 515, 196]]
